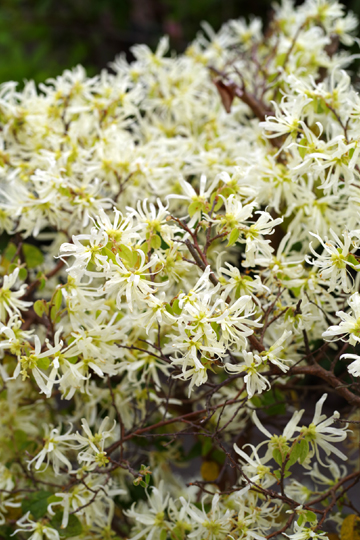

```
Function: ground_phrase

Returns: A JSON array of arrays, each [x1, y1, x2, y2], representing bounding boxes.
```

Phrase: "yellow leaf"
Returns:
[[201, 461, 219, 482], [341, 515, 360, 540]]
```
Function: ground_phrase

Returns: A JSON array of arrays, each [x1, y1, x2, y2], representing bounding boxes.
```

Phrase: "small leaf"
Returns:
[[298, 137, 308, 159], [201, 438, 212, 457], [47, 495, 63, 505], [160, 530, 168, 540], [18, 267, 28, 281], [37, 357, 50, 370], [298, 438, 309, 464], [200, 461, 219, 482], [53, 288, 62, 311], [34, 300, 46, 318], [172, 299, 182, 315], [3, 242, 16, 262], [22, 244, 44, 269], [21, 490, 52, 520], [150, 234, 161, 249], [188, 200, 203, 218], [39, 278, 46, 290], [347, 254, 360, 269], [0, 524, 14, 539], [102, 246, 117, 264], [297, 515, 304, 527], [227, 228, 240, 247], [288, 440, 303, 466], [50, 511, 83, 538], [272, 448, 283, 466], [12, 429, 33, 451], [341, 514, 360, 540], [118, 243, 134, 265], [306, 511, 317, 523]]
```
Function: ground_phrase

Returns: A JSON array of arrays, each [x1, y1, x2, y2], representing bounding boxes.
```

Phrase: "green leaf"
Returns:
[[273, 470, 281, 481], [298, 137, 308, 159], [210, 193, 223, 212], [275, 52, 287, 67], [272, 448, 283, 466], [0, 524, 14, 539], [298, 438, 309, 464], [306, 511, 317, 523], [102, 246, 117, 264], [34, 300, 46, 318], [201, 437, 212, 457], [210, 321, 220, 340], [227, 228, 240, 247], [3, 242, 17, 262], [150, 234, 161, 249], [212, 448, 226, 465], [22, 243, 44, 269], [18, 267, 28, 280], [118, 243, 135, 265], [39, 277, 46, 290], [53, 288, 63, 311], [11, 429, 34, 452], [47, 495, 63, 505], [259, 388, 286, 416], [172, 299, 182, 316], [288, 441, 303, 467], [188, 200, 202, 218], [160, 529, 168, 540], [347, 254, 360, 269], [0, 233, 10, 256], [50, 305, 58, 321], [37, 357, 50, 370], [297, 515, 305, 527], [22, 490, 52, 520], [50, 511, 83, 538]]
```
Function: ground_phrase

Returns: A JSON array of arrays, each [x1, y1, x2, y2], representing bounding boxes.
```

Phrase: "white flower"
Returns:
[[74, 416, 116, 454], [11, 334, 63, 396], [225, 351, 270, 398], [340, 353, 360, 377], [306, 229, 359, 292], [12, 513, 60, 540], [27, 424, 78, 475], [299, 394, 348, 465], [233, 443, 275, 491], [262, 330, 293, 372], [125, 481, 170, 540], [323, 292, 360, 346], [0, 268, 31, 322], [59, 228, 109, 278], [180, 493, 232, 539], [103, 249, 164, 311], [284, 522, 328, 540]]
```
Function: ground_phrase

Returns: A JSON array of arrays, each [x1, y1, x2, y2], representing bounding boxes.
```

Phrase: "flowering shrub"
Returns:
[[1, 0, 360, 538]]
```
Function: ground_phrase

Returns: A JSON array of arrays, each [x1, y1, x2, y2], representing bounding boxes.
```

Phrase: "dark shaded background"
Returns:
[[1, 0, 358, 85]]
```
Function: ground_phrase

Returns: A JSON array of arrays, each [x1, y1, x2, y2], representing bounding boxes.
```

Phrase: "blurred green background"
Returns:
[[0, 0, 359, 85]]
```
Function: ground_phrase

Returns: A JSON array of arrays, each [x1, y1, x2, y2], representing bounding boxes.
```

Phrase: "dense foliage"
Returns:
[[0, 0, 360, 539]]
